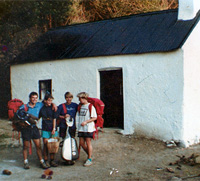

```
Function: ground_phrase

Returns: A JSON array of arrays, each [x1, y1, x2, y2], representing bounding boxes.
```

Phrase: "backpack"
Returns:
[[8, 99, 33, 155], [8, 99, 24, 120], [77, 97, 105, 139], [7, 99, 28, 131]]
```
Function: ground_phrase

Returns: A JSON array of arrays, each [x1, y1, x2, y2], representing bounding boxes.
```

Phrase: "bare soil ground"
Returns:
[[1, 119, 200, 181]]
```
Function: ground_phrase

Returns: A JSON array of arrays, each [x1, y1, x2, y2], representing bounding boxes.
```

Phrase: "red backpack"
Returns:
[[8, 98, 29, 130], [8, 99, 24, 120], [78, 97, 105, 139], [7, 99, 29, 146]]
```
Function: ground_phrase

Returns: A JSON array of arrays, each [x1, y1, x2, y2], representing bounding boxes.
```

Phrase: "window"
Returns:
[[39, 79, 52, 100]]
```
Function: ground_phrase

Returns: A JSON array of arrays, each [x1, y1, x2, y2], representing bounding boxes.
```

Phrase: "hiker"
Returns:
[[76, 92, 97, 167], [18, 91, 57, 169], [39, 94, 59, 167], [57, 92, 78, 139]]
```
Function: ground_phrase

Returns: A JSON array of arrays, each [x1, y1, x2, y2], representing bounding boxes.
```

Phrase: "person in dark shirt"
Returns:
[[39, 94, 59, 167]]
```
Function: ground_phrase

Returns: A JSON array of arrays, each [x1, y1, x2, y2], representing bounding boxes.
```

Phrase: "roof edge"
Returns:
[[48, 9, 178, 32], [178, 10, 200, 48]]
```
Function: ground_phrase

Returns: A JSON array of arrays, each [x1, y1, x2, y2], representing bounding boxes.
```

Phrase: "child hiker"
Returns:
[[57, 92, 78, 139], [76, 92, 97, 167], [39, 94, 59, 167]]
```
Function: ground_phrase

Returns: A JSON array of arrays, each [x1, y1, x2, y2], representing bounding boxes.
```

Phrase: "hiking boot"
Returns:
[[24, 162, 30, 169], [50, 160, 58, 167], [83, 159, 92, 167], [45, 160, 50, 168], [40, 161, 49, 169]]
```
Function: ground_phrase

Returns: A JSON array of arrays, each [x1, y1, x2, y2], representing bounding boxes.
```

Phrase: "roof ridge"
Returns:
[[50, 9, 178, 31]]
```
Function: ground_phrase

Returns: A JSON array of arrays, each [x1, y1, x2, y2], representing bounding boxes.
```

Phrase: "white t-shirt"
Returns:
[[76, 103, 97, 133]]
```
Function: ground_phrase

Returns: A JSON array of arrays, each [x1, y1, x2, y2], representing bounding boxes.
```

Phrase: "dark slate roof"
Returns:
[[14, 9, 200, 64]]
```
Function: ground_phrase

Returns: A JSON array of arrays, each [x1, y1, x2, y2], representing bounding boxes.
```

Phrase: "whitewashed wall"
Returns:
[[11, 50, 184, 143], [178, 0, 200, 20], [182, 20, 200, 147]]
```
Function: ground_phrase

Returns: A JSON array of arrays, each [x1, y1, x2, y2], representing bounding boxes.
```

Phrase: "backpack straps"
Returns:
[[88, 103, 92, 115], [57, 103, 67, 126], [77, 104, 81, 113], [78, 103, 92, 115], [88, 104, 98, 140], [62, 103, 67, 114], [24, 104, 28, 112]]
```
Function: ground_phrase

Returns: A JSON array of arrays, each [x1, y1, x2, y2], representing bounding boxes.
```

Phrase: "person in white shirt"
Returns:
[[76, 92, 97, 167]]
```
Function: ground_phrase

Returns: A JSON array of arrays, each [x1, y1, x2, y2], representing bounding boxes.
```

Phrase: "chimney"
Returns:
[[178, 0, 200, 20]]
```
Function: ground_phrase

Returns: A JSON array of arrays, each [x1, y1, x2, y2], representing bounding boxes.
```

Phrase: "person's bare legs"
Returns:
[[33, 138, 49, 169], [33, 138, 43, 160], [23, 140, 31, 169], [42, 138, 48, 161], [79, 137, 88, 154], [82, 137, 93, 166], [85, 138, 92, 159], [23, 140, 30, 160]]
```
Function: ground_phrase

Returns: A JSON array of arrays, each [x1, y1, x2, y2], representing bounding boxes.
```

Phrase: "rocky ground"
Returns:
[[1, 119, 200, 180]]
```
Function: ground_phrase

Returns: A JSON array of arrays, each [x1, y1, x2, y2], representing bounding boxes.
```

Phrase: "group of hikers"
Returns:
[[16, 91, 97, 169]]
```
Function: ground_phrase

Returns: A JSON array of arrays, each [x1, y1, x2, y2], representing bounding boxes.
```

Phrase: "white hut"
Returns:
[[11, 0, 200, 147]]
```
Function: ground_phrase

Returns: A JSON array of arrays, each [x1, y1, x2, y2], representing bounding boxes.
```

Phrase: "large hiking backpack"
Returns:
[[8, 99, 24, 120], [8, 99, 33, 154], [78, 97, 105, 139], [87, 97, 105, 129], [7, 99, 28, 131]]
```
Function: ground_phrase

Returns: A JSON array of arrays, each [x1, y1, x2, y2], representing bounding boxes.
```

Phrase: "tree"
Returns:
[[35, 1, 73, 31]]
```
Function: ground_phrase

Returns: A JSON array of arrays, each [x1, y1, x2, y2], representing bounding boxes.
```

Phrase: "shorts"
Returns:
[[21, 126, 41, 141], [78, 132, 94, 138], [42, 130, 59, 139], [59, 127, 76, 138]]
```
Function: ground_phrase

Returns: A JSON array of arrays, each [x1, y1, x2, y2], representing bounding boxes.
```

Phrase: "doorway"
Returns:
[[100, 69, 124, 129]]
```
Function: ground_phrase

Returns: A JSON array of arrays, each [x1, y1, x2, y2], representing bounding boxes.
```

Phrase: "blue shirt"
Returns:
[[20, 102, 44, 118], [58, 102, 78, 129]]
